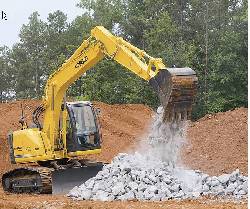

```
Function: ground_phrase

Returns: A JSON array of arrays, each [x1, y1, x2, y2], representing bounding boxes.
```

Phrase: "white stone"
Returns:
[[201, 174, 209, 182], [192, 191, 201, 198], [128, 181, 138, 191], [80, 189, 92, 200], [210, 179, 220, 187], [242, 181, 248, 192], [211, 185, 224, 195], [229, 169, 240, 182], [170, 184, 180, 192], [112, 182, 125, 196], [238, 189, 247, 195], [163, 176, 172, 184], [218, 174, 230, 184], [148, 185, 158, 194], [68, 152, 248, 201], [202, 184, 210, 193], [85, 179, 95, 189], [93, 190, 110, 201], [226, 182, 237, 194], [143, 190, 154, 200]]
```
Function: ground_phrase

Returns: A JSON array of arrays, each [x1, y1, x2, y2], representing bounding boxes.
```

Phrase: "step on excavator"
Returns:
[[2, 26, 198, 194]]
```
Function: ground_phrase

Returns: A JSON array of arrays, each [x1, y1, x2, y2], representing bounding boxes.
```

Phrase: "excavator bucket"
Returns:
[[149, 68, 198, 122], [52, 163, 103, 194]]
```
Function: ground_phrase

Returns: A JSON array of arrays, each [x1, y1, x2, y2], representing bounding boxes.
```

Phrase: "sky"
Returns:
[[0, 0, 83, 47]]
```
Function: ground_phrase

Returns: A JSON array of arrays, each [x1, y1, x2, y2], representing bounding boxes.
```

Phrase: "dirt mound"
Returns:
[[183, 107, 248, 175], [0, 100, 41, 176], [0, 100, 247, 178]]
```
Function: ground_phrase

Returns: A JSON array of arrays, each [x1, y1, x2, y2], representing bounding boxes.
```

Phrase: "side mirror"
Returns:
[[95, 108, 101, 115]]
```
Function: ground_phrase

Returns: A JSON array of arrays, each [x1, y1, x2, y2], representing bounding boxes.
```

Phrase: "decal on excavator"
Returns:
[[75, 56, 88, 68]]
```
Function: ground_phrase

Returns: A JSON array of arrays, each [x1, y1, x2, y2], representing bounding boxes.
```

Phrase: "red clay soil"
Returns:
[[0, 100, 247, 209], [0, 100, 40, 176], [0, 187, 247, 209], [0, 100, 247, 176], [183, 107, 248, 176]]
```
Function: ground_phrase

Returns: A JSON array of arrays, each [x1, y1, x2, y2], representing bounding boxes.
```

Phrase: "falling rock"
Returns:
[[164, 188, 173, 197], [150, 194, 162, 201], [235, 184, 243, 192], [163, 175, 172, 184], [143, 177, 152, 184], [171, 183, 181, 192], [206, 177, 212, 187]]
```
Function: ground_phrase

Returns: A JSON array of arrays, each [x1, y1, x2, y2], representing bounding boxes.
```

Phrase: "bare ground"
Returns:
[[0, 100, 247, 208]]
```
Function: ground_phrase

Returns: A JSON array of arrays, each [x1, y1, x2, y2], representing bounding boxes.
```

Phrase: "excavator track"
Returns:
[[2, 167, 53, 194], [2, 162, 104, 194], [149, 68, 198, 122]]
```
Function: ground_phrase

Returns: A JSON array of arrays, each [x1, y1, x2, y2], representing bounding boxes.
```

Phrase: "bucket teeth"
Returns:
[[149, 68, 198, 122]]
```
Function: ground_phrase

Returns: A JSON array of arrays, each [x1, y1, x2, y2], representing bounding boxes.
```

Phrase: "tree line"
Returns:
[[0, 0, 247, 119]]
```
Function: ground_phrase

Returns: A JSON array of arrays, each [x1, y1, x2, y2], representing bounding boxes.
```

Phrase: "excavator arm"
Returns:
[[41, 26, 197, 149]]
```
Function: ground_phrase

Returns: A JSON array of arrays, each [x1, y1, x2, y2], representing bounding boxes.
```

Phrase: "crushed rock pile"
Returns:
[[68, 107, 248, 201], [68, 152, 248, 201]]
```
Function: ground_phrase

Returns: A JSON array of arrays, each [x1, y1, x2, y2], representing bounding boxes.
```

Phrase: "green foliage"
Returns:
[[0, 0, 247, 119], [0, 46, 13, 101]]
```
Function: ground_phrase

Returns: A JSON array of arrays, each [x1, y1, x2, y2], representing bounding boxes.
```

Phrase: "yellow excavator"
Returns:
[[2, 26, 197, 194]]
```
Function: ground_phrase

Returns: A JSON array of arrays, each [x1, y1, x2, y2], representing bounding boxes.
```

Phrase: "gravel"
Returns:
[[68, 108, 248, 201], [68, 153, 248, 201]]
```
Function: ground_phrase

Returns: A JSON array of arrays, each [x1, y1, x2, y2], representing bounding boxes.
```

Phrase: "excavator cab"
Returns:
[[65, 101, 101, 153]]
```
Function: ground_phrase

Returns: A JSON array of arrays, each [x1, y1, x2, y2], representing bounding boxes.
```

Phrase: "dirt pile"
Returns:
[[183, 107, 248, 175], [0, 100, 40, 176], [0, 100, 247, 178]]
